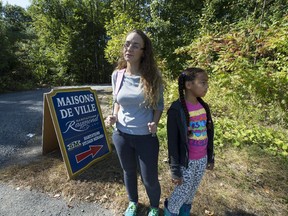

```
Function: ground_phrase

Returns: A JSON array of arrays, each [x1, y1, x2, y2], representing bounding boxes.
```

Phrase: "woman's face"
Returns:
[[123, 32, 145, 65]]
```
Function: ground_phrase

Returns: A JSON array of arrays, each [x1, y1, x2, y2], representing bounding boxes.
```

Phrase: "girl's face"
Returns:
[[185, 72, 209, 97], [123, 32, 145, 65]]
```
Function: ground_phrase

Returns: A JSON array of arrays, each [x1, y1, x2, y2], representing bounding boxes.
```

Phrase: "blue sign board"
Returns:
[[43, 87, 111, 179]]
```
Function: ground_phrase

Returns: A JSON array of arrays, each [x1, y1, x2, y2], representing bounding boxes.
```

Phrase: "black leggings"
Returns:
[[112, 129, 161, 208]]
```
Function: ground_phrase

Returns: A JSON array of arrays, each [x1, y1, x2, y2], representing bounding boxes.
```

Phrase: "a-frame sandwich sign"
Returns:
[[42, 87, 111, 179]]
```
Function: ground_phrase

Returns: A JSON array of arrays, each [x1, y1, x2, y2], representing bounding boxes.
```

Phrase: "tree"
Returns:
[[0, 2, 11, 75], [29, 0, 113, 85], [0, 2, 34, 91], [105, 0, 205, 77]]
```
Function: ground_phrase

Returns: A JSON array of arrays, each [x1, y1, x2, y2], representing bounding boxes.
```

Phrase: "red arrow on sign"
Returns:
[[75, 145, 103, 163]]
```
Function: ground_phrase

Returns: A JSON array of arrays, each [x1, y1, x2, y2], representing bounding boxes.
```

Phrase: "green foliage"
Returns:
[[200, 0, 288, 33], [158, 78, 288, 158], [176, 15, 288, 127], [160, 10, 288, 157], [104, 0, 205, 76], [1, 1, 287, 157], [0, 18, 10, 74], [105, 12, 144, 64], [2, 0, 288, 89], [205, 78, 288, 157], [0, 3, 36, 91], [214, 117, 288, 157], [28, 0, 113, 86]]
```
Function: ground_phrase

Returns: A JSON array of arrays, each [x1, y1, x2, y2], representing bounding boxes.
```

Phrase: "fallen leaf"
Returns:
[[205, 209, 214, 215], [54, 193, 61, 198]]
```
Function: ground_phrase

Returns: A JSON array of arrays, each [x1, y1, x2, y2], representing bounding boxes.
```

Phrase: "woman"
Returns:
[[105, 29, 164, 216]]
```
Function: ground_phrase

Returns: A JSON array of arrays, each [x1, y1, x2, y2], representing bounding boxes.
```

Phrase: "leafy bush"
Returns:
[[159, 77, 288, 158], [175, 15, 288, 128]]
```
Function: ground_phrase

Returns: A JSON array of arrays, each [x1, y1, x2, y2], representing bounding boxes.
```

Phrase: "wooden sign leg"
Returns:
[[42, 94, 59, 155]]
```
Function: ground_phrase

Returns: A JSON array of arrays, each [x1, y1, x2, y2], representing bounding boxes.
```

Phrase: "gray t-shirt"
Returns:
[[112, 70, 164, 135]]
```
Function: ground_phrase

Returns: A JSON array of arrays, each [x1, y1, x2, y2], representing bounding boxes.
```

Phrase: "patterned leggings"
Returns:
[[167, 156, 207, 214]]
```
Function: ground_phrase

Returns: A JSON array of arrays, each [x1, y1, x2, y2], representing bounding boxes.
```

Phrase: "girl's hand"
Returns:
[[105, 115, 117, 126], [147, 122, 157, 134], [172, 178, 183, 186], [206, 163, 214, 170]]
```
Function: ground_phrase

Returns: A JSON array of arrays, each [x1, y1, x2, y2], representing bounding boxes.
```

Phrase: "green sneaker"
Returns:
[[124, 202, 138, 216], [148, 207, 159, 216]]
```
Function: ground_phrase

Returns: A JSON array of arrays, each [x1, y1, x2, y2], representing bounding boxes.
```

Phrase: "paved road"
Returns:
[[0, 183, 112, 216], [0, 85, 111, 167], [0, 88, 48, 167], [0, 86, 114, 216]]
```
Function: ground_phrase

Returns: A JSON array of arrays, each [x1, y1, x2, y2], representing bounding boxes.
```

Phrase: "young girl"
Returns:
[[105, 30, 164, 216], [165, 67, 214, 216]]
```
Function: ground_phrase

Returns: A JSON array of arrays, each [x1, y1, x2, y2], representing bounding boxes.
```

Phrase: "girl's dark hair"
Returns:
[[178, 67, 206, 127]]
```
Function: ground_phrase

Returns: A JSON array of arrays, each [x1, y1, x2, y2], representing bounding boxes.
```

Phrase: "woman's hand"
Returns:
[[147, 122, 157, 134], [105, 115, 117, 126]]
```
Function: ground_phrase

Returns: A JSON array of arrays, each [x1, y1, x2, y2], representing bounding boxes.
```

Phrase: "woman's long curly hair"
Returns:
[[178, 67, 206, 127], [116, 29, 163, 109]]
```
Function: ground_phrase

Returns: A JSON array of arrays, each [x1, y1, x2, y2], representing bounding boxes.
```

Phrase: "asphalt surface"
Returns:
[[0, 86, 114, 216], [0, 183, 112, 216], [0, 88, 47, 167]]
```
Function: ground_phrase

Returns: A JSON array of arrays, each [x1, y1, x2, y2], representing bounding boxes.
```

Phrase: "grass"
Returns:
[[0, 144, 287, 215], [0, 90, 287, 216]]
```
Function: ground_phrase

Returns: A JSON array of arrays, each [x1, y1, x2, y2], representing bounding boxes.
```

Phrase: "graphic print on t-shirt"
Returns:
[[186, 102, 208, 160]]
